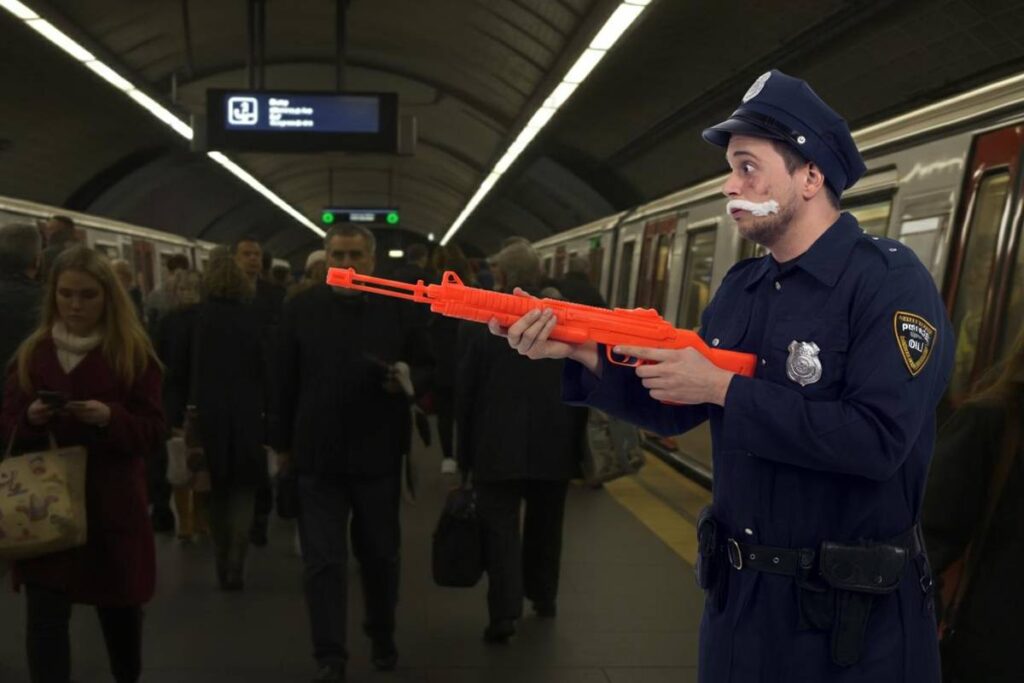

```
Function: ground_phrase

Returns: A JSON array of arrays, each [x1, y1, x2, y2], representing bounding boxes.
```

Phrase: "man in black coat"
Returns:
[[456, 242, 587, 643], [274, 225, 431, 682], [233, 235, 284, 547], [556, 255, 607, 309], [0, 223, 43, 392]]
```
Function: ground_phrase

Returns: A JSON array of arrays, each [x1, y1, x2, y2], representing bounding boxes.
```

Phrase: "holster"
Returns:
[[817, 541, 908, 667], [695, 506, 726, 610]]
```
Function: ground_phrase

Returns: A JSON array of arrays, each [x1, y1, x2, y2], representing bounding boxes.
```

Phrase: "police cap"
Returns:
[[702, 70, 867, 197]]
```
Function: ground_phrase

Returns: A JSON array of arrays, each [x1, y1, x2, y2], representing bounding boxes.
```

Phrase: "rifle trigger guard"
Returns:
[[607, 346, 640, 367]]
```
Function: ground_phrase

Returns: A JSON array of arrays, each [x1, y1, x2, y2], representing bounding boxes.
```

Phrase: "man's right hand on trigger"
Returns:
[[487, 287, 600, 372]]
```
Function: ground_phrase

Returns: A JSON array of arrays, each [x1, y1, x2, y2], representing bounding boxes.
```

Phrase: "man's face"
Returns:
[[326, 234, 375, 276], [721, 135, 800, 249], [234, 240, 263, 278]]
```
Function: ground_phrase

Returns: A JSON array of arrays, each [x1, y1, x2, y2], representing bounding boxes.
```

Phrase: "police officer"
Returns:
[[491, 70, 953, 682]]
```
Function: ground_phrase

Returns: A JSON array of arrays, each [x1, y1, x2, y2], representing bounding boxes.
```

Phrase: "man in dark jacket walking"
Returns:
[[275, 225, 431, 682], [0, 223, 43, 384], [556, 255, 607, 308], [456, 242, 587, 643], [233, 235, 284, 547]]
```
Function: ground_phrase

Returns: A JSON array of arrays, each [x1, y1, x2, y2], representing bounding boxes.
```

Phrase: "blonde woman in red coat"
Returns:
[[1, 245, 164, 683]]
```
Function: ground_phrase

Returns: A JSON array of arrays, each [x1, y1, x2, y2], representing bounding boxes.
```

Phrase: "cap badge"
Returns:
[[743, 72, 772, 103], [786, 341, 822, 387]]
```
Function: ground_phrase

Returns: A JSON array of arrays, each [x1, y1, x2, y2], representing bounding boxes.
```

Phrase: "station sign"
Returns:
[[206, 89, 398, 153], [321, 208, 400, 225]]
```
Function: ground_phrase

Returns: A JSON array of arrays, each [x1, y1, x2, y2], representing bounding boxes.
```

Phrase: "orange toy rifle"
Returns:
[[326, 268, 757, 378]]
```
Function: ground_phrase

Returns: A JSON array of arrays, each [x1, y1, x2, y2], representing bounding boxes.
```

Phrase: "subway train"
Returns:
[[0, 194, 217, 295], [534, 70, 1024, 480]]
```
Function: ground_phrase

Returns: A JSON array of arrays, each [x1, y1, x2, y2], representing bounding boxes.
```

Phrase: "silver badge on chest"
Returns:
[[786, 341, 822, 387]]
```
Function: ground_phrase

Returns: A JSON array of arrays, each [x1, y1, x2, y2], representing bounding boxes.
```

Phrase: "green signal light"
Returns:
[[386, 211, 400, 225], [321, 211, 335, 224]]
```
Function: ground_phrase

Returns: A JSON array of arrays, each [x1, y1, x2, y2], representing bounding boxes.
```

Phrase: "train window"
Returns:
[[845, 199, 892, 236], [898, 216, 946, 274], [948, 171, 1010, 399], [588, 243, 604, 288], [739, 238, 767, 260], [543, 256, 552, 277], [997, 229, 1024, 360], [615, 240, 636, 307], [554, 247, 566, 278], [676, 228, 717, 330], [651, 233, 672, 313]]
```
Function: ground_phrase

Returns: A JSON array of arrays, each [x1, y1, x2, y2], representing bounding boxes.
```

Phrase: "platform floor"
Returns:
[[0, 433, 710, 683]]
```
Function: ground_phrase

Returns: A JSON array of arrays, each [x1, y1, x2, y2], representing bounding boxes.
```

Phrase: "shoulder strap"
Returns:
[[946, 398, 1021, 627]]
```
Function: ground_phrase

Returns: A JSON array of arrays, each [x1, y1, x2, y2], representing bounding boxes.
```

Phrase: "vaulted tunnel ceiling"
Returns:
[[2, 0, 1024, 263]]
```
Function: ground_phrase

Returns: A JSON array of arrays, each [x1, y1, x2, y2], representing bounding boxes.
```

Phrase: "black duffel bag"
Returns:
[[432, 487, 483, 587]]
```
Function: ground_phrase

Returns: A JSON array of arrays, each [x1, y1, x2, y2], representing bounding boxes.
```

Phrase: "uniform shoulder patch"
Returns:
[[893, 311, 937, 376]]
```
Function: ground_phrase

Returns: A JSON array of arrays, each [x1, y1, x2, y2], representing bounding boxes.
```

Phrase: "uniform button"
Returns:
[[889, 247, 897, 252], [744, 528, 754, 536], [796, 135, 806, 145], [760, 357, 767, 366], [774, 281, 782, 291], [872, 236, 880, 240], [711, 338, 720, 347]]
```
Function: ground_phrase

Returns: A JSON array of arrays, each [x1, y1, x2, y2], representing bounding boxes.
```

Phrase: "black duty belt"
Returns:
[[725, 525, 924, 577]]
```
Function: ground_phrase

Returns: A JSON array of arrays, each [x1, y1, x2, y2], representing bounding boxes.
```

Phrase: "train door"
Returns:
[[587, 236, 605, 289], [614, 238, 637, 307], [634, 215, 677, 313], [944, 124, 1024, 405], [131, 239, 156, 296], [553, 246, 567, 279]]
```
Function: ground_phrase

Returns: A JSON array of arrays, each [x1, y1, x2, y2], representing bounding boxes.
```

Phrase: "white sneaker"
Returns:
[[440, 458, 458, 475]]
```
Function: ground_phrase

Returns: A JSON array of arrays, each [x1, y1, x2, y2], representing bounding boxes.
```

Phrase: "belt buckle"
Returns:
[[727, 538, 743, 571]]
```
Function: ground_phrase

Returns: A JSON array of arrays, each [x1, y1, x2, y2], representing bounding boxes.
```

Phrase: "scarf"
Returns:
[[51, 321, 102, 374]]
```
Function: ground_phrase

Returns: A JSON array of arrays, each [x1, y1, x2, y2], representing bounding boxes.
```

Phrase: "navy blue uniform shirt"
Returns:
[[564, 213, 953, 682]]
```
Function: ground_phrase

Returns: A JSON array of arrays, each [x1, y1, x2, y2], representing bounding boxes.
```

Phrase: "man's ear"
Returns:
[[802, 162, 828, 200]]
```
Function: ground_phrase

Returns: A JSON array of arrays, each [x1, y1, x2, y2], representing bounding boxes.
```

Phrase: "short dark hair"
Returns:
[[769, 140, 840, 210], [232, 235, 262, 253], [0, 222, 42, 272], [406, 243, 428, 262], [324, 225, 376, 255], [166, 253, 190, 272]]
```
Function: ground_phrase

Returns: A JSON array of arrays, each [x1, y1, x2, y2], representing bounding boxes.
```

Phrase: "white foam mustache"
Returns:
[[726, 199, 780, 217]]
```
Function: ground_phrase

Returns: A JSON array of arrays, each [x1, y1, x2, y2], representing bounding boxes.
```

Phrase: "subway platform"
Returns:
[[0, 435, 710, 683]]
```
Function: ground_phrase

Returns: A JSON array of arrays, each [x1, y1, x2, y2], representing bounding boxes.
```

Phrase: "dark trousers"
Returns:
[[209, 487, 256, 581], [475, 479, 569, 622], [25, 584, 142, 683], [297, 474, 400, 667], [251, 480, 272, 534], [435, 388, 455, 461]]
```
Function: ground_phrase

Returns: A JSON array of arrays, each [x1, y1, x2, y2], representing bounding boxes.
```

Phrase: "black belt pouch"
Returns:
[[819, 542, 907, 667]]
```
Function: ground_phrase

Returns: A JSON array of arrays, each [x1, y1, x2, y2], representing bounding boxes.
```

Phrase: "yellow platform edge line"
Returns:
[[603, 471, 699, 567]]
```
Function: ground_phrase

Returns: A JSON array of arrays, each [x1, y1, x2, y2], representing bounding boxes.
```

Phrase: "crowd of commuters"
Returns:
[[0, 216, 1017, 682], [0, 219, 599, 682]]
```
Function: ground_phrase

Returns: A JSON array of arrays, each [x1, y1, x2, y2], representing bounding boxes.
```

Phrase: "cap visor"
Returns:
[[702, 117, 787, 147]]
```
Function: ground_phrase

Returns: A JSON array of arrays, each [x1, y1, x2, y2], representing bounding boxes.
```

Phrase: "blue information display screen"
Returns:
[[206, 89, 397, 152]]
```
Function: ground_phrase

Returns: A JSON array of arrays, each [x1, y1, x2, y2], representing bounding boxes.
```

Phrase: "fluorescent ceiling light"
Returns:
[[26, 18, 95, 61], [441, 1, 652, 246], [128, 90, 194, 140], [84, 60, 133, 91], [563, 49, 605, 85], [590, 4, 644, 50], [2, 1, 322, 239], [543, 82, 579, 109], [525, 106, 557, 131], [0, 0, 38, 19], [389, 250, 404, 258], [208, 152, 325, 237], [428, 232, 435, 241]]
